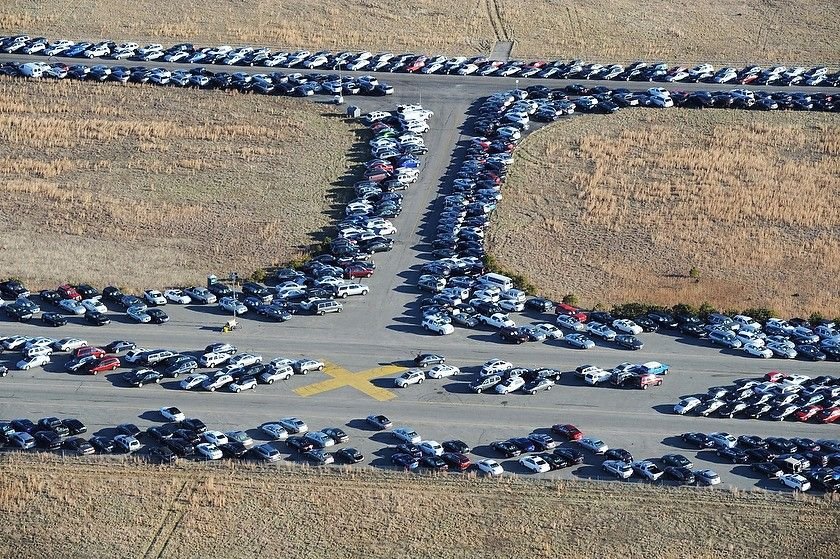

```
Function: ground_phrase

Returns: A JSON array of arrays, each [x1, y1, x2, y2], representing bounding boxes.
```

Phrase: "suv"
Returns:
[[312, 300, 342, 315], [708, 329, 743, 349], [469, 375, 502, 393], [631, 374, 663, 390], [333, 283, 370, 298]]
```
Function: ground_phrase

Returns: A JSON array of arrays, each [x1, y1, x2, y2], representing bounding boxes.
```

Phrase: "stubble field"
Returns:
[[0, 78, 355, 291], [0, 453, 837, 559], [0, 0, 837, 65], [487, 109, 840, 317]]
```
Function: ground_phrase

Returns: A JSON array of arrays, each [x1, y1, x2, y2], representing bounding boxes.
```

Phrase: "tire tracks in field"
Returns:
[[141, 478, 200, 559]]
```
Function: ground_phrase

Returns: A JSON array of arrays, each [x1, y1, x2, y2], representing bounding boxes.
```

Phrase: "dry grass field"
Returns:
[[0, 453, 837, 559], [487, 109, 840, 318], [0, 78, 355, 291], [0, 0, 837, 64]]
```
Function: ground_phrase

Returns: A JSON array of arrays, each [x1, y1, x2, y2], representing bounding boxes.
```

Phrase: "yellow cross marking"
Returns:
[[294, 362, 404, 401]]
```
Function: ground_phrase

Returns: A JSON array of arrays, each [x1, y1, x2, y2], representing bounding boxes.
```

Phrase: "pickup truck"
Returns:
[[632, 460, 664, 481], [479, 312, 515, 329]]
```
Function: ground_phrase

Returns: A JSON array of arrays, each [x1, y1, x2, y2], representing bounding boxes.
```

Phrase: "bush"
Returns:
[[481, 255, 536, 293], [809, 312, 825, 325], [671, 303, 699, 317], [562, 293, 579, 306], [698, 302, 717, 319], [250, 269, 268, 283], [741, 307, 777, 324], [611, 302, 652, 319], [689, 267, 700, 280]]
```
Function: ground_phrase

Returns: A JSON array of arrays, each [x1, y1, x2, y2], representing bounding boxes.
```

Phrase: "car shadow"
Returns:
[[369, 432, 394, 444], [570, 464, 607, 480], [345, 418, 380, 431], [651, 404, 677, 415], [441, 381, 472, 394], [471, 444, 499, 459], [660, 435, 690, 449], [104, 372, 131, 388], [159, 381, 183, 391], [137, 410, 163, 422], [370, 378, 397, 389]]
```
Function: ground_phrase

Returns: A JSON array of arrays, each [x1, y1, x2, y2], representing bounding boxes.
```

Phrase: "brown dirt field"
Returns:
[[487, 109, 840, 318], [0, 0, 837, 65], [0, 453, 837, 559], [0, 78, 356, 292]]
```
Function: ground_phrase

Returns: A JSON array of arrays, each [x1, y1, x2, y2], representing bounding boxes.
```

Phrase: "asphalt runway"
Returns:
[[0, 53, 836, 492]]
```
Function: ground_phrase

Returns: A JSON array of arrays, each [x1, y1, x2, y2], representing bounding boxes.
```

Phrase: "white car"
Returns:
[[126, 305, 151, 323], [556, 314, 587, 332], [578, 436, 609, 454], [123, 348, 148, 364], [24, 337, 54, 350], [418, 440, 443, 456], [159, 406, 185, 422], [81, 298, 107, 313], [17, 354, 50, 370], [184, 287, 217, 304], [603, 459, 633, 479], [673, 397, 702, 415], [59, 299, 86, 315], [179, 374, 208, 390], [495, 376, 525, 394], [196, 443, 223, 460], [219, 297, 247, 315], [779, 473, 810, 491], [612, 319, 643, 335], [708, 432, 737, 449], [393, 428, 422, 444], [694, 469, 721, 485], [279, 417, 308, 434], [533, 323, 563, 340], [200, 352, 232, 368], [202, 431, 228, 446], [477, 459, 504, 476], [164, 289, 191, 304], [113, 434, 141, 453], [143, 290, 166, 306], [480, 359, 513, 376], [52, 338, 87, 352], [426, 364, 459, 379], [733, 314, 762, 332], [744, 342, 773, 359], [519, 455, 551, 473], [260, 423, 289, 441], [394, 369, 425, 388], [25, 345, 53, 358], [498, 299, 525, 312], [480, 313, 515, 329]]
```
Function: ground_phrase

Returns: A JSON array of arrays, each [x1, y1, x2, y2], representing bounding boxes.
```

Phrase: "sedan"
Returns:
[[58, 299, 86, 315], [391, 452, 419, 470], [393, 428, 422, 444], [578, 437, 609, 454], [614, 334, 644, 350], [53, 338, 88, 352], [335, 447, 364, 464], [552, 424, 583, 441], [259, 423, 289, 441], [565, 333, 595, 349], [279, 417, 308, 434], [126, 305, 152, 323], [17, 354, 50, 370], [160, 406, 185, 422], [252, 443, 282, 462], [41, 312, 67, 326], [164, 289, 191, 304], [366, 414, 392, 430], [476, 458, 504, 476], [413, 353, 446, 367], [426, 364, 459, 379], [219, 297, 247, 315], [196, 442, 223, 460], [681, 432, 715, 449], [519, 455, 551, 473], [523, 378, 554, 394]]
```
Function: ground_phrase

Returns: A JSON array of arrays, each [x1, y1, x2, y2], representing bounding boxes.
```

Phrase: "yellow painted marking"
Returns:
[[294, 362, 404, 401]]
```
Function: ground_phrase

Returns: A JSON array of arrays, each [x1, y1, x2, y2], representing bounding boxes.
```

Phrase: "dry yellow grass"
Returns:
[[0, 453, 837, 559], [0, 78, 356, 291], [488, 109, 840, 317], [0, 0, 837, 64]]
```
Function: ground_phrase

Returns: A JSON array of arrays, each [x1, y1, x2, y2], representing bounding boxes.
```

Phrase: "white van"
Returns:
[[477, 273, 513, 292], [20, 62, 49, 78]]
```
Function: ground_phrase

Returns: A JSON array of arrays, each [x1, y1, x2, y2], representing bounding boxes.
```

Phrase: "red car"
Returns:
[[818, 407, 840, 424], [57, 283, 82, 301], [405, 56, 427, 73], [551, 424, 583, 441], [795, 405, 824, 422], [345, 265, 374, 279], [74, 346, 106, 360], [440, 452, 471, 472], [554, 303, 588, 322], [86, 356, 121, 375], [764, 371, 786, 383]]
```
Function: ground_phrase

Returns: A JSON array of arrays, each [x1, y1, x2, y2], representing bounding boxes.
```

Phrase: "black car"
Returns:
[[605, 448, 634, 464], [39, 289, 63, 305], [498, 326, 529, 344], [420, 455, 449, 471], [788, 438, 821, 453], [681, 432, 715, 449], [89, 436, 115, 453], [539, 453, 570, 470], [207, 282, 233, 298], [34, 430, 62, 450], [743, 403, 773, 419], [717, 447, 749, 463], [219, 441, 249, 459], [737, 435, 768, 449], [123, 369, 163, 387], [801, 450, 830, 468], [679, 321, 706, 338], [507, 437, 536, 454], [116, 423, 141, 437], [146, 308, 169, 324], [664, 466, 695, 484], [395, 443, 423, 459], [63, 437, 95, 455], [413, 353, 446, 367], [286, 436, 314, 453], [10, 418, 37, 434], [751, 461, 783, 477], [661, 454, 693, 468], [391, 452, 419, 470], [631, 316, 659, 332], [553, 448, 585, 465], [41, 312, 67, 327], [335, 447, 364, 464], [149, 446, 177, 464], [38, 417, 63, 431], [442, 439, 471, 454], [180, 418, 207, 434], [61, 418, 87, 435], [170, 428, 201, 446], [84, 310, 111, 326], [524, 297, 554, 313], [102, 286, 124, 303], [491, 440, 521, 458], [3, 303, 33, 322], [647, 310, 677, 328], [614, 334, 643, 350], [0, 279, 29, 299], [145, 426, 172, 443], [322, 427, 348, 444], [745, 448, 776, 463]]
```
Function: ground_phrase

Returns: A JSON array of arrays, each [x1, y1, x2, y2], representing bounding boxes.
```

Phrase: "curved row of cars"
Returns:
[[674, 372, 840, 424], [3, 34, 838, 88]]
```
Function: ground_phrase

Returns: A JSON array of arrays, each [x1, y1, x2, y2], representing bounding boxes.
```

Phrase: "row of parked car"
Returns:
[[4, 34, 837, 88], [674, 372, 840, 424], [677, 431, 840, 492], [0, 334, 325, 392], [6, 59, 394, 97]]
